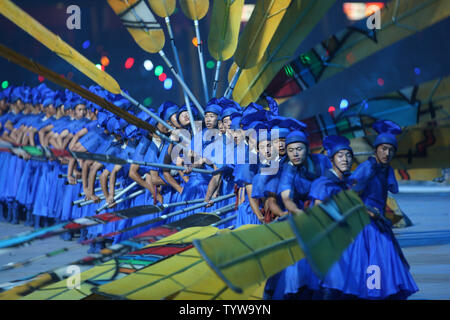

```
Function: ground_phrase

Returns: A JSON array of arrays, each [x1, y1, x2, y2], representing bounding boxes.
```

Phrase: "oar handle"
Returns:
[[212, 60, 221, 98], [113, 189, 146, 206], [129, 160, 215, 175], [194, 19, 209, 103], [224, 66, 241, 99]]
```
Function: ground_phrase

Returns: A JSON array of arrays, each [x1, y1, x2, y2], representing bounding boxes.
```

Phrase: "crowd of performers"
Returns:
[[0, 83, 418, 300]]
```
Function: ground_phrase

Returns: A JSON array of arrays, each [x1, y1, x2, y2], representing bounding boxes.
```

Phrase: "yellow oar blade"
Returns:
[[179, 0, 209, 21], [193, 222, 303, 293], [147, 0, 176, 17], [208, 0, 244, 61], [0, 0, 121, 94], [171, 268, 266, 300], [107, 0, 165, 53], [288, 190, 371, 278], [233, 0, 292, 69], [233, 0, 336, 104], [19, 227, 219, 300]]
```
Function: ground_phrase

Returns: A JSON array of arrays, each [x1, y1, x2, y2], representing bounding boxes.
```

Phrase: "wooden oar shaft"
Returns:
[[194, 19, 209, 103], [212, 60, 221, 98]]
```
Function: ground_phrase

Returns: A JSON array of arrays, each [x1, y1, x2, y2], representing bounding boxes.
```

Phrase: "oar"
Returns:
[[83, 193, 236, 245], [207, 0, 244, 98], [73, 188, 124, 206], [231, 0, 336, 105], [96, 174, 147, 213], [224, 0, 293, 98], [0, 205, 233, 274], [147, 0, 196, 133], [179, 0, 210, 103], [107, 0, 205, 117]]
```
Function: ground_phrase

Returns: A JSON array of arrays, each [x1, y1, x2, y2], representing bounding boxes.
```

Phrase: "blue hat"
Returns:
[[323, 135, 353, 158], [97, 111, 110, 127], [125, 124, 138, 138], [164, 105, 179, 122], [219, 107, 240, 121], [243, 102, 264, 118], [230, 116, 242, 130], [271, 126, 290, 139], [10, 87, 24, 103], [118, 118, 128, 130], [106, 117, 120, 133], [158, 101, 178, 119], [217, 97, 241, 110], [285, 130, 309, 146], [373, 120, 402, 150], [240, 110, 268, 129], [273, 117, 307, 131], [205, 104, 222, 116], [265, 96, 279, 116], [206, 98, 220, 106]]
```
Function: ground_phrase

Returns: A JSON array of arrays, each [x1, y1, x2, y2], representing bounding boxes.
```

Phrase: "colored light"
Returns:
[[192, 37, 199, 47], [414, 67, 421, 75], [96, 64, 102, 70], [206, 60, 215, 69], [340, 99, 349, 109], [154, 65, 163, 76], [164, 78, 173, 90], [284, 65, 294, 77], [144, 60, 154, 71], [377, 78, 384, 86], [101, 56, 110, 66], [82, 40, 90, 49], [328, 106, 336, 113], [143, 97, 152, 106], [1, 81, 8, 89], [125, 57, 135, 69], [343, 2, 384, 21], [38, 75, 45, 82], [158, 73, 167, 82], [300, 54, 311, 65]]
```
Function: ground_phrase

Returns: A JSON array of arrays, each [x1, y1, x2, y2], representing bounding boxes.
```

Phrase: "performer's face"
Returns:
[[218, 120, 226, 134], [178, 111, 190, 127], [170, 113, 181, 128], [232, 129, 244, 145], [258, 140, 273, 161], [333, 150, 353, 173], [287, 142, 307, 166], [205, 112, 218, 129], [157, 122, 169, 134], [273, 138, 286, 157], [74, 104, 87, 119], [375, 144, 395, 165], [222, 116, 231, 130]]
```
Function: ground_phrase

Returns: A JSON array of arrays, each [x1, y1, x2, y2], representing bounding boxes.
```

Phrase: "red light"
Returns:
[[192, 37, 199, 47], [125, 57, 135, 69], [38, 75, 44, 82], [158, 73, 167, 82], [377, 78, 384, 86], [328, 106, 336, 113]]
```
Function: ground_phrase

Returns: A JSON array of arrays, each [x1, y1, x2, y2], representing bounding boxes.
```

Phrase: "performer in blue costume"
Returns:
[[264, 130, 330, 300], [334, 120, 419, 300]]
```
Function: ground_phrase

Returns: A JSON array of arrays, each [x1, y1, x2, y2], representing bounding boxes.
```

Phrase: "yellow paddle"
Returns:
[[107, 0, 205, 117], [179, 0, 210, 103], [207, 0, 244, 98], [147, 0, 196, 133], [223, 0, 292, 98]]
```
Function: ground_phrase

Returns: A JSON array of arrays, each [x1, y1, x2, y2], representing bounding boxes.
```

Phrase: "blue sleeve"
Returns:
[[233, 164, 258, 187], [277, 163, 296, 195], [387, 166, 398, 193], [350, 159, 375, 193], [309, 177, 333, 202]]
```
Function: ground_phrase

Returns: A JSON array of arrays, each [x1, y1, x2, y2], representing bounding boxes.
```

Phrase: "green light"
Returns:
[[154, 66, 163, 76], [1, 81, 8, 89], [206, 60, 215, 69], [284, 65, 294, 77], [300, 54, 311, 65], [143, 97, 153, 106]]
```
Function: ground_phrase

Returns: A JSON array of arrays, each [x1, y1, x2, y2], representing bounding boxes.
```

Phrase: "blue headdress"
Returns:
[[285, 130, 309, 146], [323, 135, 353, 158], [372, 120, 402, 150]]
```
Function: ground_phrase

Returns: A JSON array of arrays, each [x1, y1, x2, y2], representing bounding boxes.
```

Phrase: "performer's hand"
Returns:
[[205, 199, 214, 208], [91, 195, 101, 203], [68, 176, 77, 185]]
